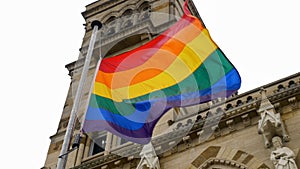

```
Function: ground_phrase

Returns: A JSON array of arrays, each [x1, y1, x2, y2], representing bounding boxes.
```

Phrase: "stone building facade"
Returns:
[[42, 0, 300, 168]]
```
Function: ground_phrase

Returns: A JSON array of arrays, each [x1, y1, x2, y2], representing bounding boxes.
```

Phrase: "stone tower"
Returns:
[[42, 0, 300, 169], [42, 0, 200, 168]]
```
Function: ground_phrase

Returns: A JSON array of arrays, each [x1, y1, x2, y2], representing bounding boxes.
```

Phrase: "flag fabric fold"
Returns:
[[82, 1, 241, 144]]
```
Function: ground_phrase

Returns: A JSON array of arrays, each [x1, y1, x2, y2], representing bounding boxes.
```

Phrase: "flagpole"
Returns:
[[57, 20, 102, 169]]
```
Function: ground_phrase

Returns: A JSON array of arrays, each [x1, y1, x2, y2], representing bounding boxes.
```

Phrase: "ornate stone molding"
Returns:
[[199, 158, 248, 169], [190, 146, 271, 169]]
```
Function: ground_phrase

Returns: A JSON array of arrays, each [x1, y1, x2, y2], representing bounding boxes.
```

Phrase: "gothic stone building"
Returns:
[[42, 0, 300, 168]]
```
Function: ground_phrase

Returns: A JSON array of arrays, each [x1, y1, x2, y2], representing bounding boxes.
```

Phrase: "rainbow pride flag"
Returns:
[[83, 2, 241, 144]]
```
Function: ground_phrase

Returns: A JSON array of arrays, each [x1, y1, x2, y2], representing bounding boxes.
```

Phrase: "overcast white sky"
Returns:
[[0, 0, 299, 168]]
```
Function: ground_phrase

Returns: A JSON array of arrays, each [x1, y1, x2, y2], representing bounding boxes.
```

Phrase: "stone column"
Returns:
[[75, 135, 86, 166], [83, 136, 91, 158], [115, 20, 122, 33], [111, 135, 118, 149], [104, 132, 113, 155], [169, 0, 175, 21], [133, 12, 139, 25]]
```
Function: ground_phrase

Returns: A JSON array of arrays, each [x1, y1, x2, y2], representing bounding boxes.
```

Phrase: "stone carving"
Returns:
[[257, 89, 289, 148], [199, 158, 248, 169], [270, 136, 298, 169], [137, 143, 160, 169], [258, 109, 289, 148]]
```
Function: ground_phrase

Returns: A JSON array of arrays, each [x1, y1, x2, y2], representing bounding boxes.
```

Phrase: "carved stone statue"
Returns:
[[270, 136, 298, 169]]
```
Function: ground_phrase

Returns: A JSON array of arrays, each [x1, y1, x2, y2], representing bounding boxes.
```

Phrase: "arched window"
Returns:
[[122, 9, 133, 18], [277, 84, 285, 92], [187, 118, 193, 125], [246, 96, 253, 103], [288, 80, 296, 88], [105, 16, 116, 25], [104, 16, 117, 36], [196, 114, 203, 122], [226, 103, 233, 111], [236, 100, 243, 107], [216, 107, 224, 114], [139, 1, 151, 12], [176, 122, 183, 129], [205, 111, 212, 118]]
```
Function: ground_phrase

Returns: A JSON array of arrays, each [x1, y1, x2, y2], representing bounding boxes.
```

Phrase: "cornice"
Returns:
[[82, 0, 124, 19]]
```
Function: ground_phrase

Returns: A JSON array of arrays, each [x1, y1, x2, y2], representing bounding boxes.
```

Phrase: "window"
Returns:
[[89, 132, 107, 156], [226, 104, 233, 111], [288, 80, 296, 88], [118, 137, 128, 146], [246, 96, 253, 103], [89, 132, 129, 156], [122, 9, 133, 18], [236, 100, 243, 107], [277, 84, 285, 92]]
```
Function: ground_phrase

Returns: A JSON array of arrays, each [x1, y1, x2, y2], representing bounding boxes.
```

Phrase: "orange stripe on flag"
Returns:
[[95, 20, 203, 89], [96, 38, 185, 89]]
